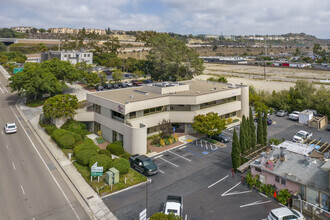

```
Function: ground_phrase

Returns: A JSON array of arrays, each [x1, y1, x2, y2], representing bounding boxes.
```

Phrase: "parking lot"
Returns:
[[102, 114, 329, 220]]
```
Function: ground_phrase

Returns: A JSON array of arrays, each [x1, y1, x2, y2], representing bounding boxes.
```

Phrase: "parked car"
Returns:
[[119, 82, 127, 88], [327, 124, 330, 131], [212, 133, 231, 143], [254, 117, 273, 125], [267, 207, 305, 220], [103, 70, 112, 75], [95, 85, 104, 91], [129, 154, 158, 176], [104, 83, 113, 90], [276, 110, 288, 117], [143, 79, 153, 84], [126, 81, 133, 87], [112, 83, 119, 89], [292, 130, 312, 143], [163, 195, 183, 217], [4, 122, 17, 134], [131, 80, 143, 86], [289, 111, 300, 121]]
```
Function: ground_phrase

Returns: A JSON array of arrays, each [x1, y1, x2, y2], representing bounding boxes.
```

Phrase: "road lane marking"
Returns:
[[20, 185, 25, 195], [168, 150, 191, 162], [157, 156, 179, 167], [221, 182, 252, 197], [11, 106, 81, 220], [240, 200, 271, 208], [0, 80, 8, 93], [208, 175, 229, 188], [12, 162, 16, 170]]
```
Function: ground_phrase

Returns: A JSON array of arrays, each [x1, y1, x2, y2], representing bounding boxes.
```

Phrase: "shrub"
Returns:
[[98, 149, 112, 158], [119, 152, 131, 160], [276, 189, 291, 205], [268, 137, 282, 145], [89, 154, 112, 171], [45, 124, 58, 135], [150, 212, 181, 220], [160, 139, 165, 147], [226, 118, 233, 125], [74, 138, 99, 155], [76, 149, 98, 166], [151, 136, 160, 145], [61, 119, 88, 137], [111, 158, 130, 174], [52, 129, 80, 149], [106, 141, 124, 156]]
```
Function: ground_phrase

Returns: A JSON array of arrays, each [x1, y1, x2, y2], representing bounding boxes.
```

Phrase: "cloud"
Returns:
[[0, 0, 329, 38]]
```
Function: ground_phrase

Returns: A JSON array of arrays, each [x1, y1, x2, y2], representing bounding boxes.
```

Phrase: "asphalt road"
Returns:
[[0, 70, 89, 219]]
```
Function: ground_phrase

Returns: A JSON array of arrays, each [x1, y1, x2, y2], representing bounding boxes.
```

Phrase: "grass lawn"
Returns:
[[72, 161, 147, 196], [26, 99, 45, 107]]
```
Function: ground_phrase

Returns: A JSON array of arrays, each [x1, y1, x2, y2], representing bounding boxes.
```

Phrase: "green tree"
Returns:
[[312, 86, 330, 119], [192, 112, 226, 137], [102, 36, 121, 54], [9, 63, 64, 100], [256, 112, 263, 145], [83, 72, 100, 88], [0, 42, 7, 52], [249, 107, 256, 149], [262, 110, 268, 145], [41, 58, 81, 83], [112, 69, 122, 82], [147, 34, 204, 81], [133, 70, 145, 79], [239, 116, 247, 153], [231, 129, 241, 171], [39, 28, 46, 33], [0, 55, 8, 63], [37, 43, 48, 53], [43, 94, 78, 119]]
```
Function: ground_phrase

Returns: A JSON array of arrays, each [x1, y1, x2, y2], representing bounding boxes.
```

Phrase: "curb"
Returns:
[[101, 181, 147, 199]]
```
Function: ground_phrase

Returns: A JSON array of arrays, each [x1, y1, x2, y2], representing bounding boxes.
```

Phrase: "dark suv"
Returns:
[[212, 133, 231, 143], [129, 154, 158, 176]]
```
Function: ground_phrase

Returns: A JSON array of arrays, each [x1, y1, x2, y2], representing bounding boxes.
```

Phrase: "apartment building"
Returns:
[[48, 28, 106, 35], [41, 50, 93, 65], [81, 80, 249, 155], [11, 26, 35, 33]]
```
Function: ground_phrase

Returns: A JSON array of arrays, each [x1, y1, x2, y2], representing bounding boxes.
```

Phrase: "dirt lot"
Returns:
[[200, 63, 330, 92]]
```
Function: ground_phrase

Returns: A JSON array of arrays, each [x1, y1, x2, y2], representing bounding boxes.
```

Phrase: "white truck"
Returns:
[[163, 195, 183, 217], [289, 111, 300, 121], [292, 130, 312, 143]]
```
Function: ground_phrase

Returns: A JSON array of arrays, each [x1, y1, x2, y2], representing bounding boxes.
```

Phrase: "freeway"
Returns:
[[0, 70, 90, 219]]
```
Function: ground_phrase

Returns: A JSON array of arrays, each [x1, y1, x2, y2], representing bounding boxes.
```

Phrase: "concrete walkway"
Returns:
[[16, 99, 117, 220]]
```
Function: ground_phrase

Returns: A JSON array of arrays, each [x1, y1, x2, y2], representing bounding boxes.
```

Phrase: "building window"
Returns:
[[143, 106, 165, 116], [255, 167, 262, 172], [275, 175, 280, 183], [281, 178, 286, 186], [64, 54, 67, 57], [129, 112, 136, 119], [94, 104, 101, 114], [225, 113, 230, 118], [84, 54, 86, 57], [170, 105, 191, 111], [200, 101, 216, 109], [147, 125, 161, 134], [88, 54, 90, 57], [112, 110, 124, 122]]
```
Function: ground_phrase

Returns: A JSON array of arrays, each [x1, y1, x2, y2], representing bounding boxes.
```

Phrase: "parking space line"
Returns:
[[1, 131, 4, 135], [184, 149, 202, 157], [222, 131, 233, 136], [168, 150, 191, 162], [258, 192, 268, 198], [20, 185, 25, 195], [158, 169, 164, 174], [12, 162, 16, 170], [179, 145, 187, 150], [221, 182, 252, 197], [154, 155, 163, 159], [208, 175, 229, 188], [159, 156, 179, 167], [6, 145, 8, 150], [240, 200, 271, 208]]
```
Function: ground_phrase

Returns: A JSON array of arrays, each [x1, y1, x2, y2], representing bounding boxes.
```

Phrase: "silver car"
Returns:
[[276, 110, 288, 117], [4, 122, 17, 134]]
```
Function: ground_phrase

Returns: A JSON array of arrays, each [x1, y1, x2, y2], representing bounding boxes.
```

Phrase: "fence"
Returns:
[[293, 198, 330, 220]]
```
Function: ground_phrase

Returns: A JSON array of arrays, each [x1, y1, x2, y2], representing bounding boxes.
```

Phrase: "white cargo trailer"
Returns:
[[299, 110, 314, 124]]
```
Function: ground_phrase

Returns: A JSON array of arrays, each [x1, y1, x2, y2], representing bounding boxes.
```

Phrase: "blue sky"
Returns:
[[0, 0, 329, 38]]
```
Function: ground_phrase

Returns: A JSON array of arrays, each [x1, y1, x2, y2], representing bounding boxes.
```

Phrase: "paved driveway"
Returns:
[[103, 132, 280, 220]]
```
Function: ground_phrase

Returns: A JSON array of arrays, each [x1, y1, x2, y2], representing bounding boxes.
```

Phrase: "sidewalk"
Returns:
[[16, 100, 117, 220]]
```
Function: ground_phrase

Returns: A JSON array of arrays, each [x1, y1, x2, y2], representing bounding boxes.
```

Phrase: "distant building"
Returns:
[[48, 28, 106, 35], [11, 26, 35, 33], [205, 35, 220, 39], [41, 51, 93, 65]]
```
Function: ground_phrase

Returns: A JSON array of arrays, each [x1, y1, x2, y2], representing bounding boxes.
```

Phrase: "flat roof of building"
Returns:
[[91, 80, 245, 104]]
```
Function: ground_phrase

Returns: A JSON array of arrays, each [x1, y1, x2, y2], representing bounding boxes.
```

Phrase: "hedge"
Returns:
[[98, 149, 112, 158], [89, 154, 112, 171], [119, 152, 131, 160], [106, 141, 124, 156], [52, 129, 81, 149], [76, 149, 98, 166], [111, 158, 130, 174], [45, 124, 58, 135], [73, 138, 99, 155], [61, 119, 88, 137]]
